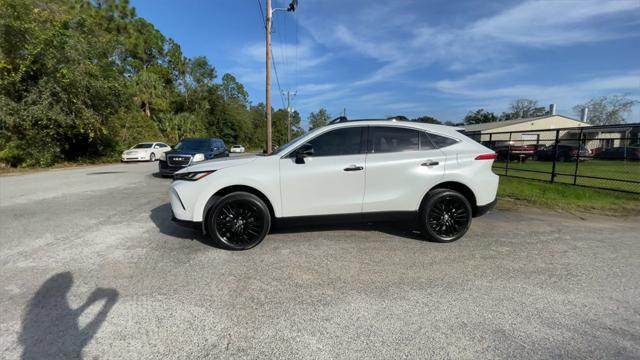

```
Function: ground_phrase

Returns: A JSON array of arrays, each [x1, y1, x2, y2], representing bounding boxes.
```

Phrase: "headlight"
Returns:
[[173, 171, 215, 181], [159, 152, 166, 161], [193, 153, 205, 162]]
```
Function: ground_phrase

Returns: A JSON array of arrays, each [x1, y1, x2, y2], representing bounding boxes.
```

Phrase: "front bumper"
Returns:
[[122, 155, 149, 161], [171, 213, 202, 231], [158, 160, 186, 175]]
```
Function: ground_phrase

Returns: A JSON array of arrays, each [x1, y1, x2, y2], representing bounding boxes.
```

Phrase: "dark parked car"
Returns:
[[159, 138, 229, 176], [593, 146, 640, 161], [534, 144, 590, 162]]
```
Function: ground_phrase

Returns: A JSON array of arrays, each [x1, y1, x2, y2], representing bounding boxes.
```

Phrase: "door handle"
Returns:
[[421, 160, 439, 166], [344, 165, 364, 171]]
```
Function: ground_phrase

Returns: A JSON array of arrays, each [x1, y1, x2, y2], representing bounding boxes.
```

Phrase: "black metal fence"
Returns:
[[463, 124, 640, 194]]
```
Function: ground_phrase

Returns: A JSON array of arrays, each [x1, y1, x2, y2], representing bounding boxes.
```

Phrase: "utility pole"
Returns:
[[282, 90, 297, 141], [264, 0, 297, 153], [265, 0, 272, 154]]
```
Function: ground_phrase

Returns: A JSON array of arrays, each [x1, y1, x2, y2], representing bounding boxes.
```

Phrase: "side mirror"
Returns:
[[295, 143, 314, 164]]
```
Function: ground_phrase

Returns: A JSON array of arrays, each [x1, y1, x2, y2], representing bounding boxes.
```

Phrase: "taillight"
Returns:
[[475, 153, 497, 160]]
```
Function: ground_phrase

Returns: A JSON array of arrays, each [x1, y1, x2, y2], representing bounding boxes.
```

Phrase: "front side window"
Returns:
[[299, 127, 363, 157], [368, 127, 419, 153]]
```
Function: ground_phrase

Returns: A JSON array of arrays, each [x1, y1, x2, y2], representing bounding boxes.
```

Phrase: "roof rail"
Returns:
[[386, 115, 410, 121], [328, 116, 349, 124], [327, 116, 413, 125]]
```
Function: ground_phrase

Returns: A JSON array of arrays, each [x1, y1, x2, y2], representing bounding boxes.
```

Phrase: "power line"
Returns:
[[271, 44, 286, 108], [256, 0, 265, 28]]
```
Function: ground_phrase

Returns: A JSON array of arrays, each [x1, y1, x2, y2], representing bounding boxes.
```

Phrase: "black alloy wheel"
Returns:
[[420, 189, 472, 243], [208, 192, 271, 250]]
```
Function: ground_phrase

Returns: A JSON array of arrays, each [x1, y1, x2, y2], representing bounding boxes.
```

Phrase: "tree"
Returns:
[[510, 99, 546, 118], [413, 115, 441, 124], [221, 73, 248, 106], [464, 109, 498, 125], [290, 110, 305, 138], [308, 108, 331, 130], [0, 0, 291, 167], [573, 95, 638, 125], [132, 69, 168, 117]]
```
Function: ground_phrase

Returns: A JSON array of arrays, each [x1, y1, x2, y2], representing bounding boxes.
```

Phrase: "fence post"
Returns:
[[550, 130, 560, 183], [505, 132, 512, 176], [573, 128, 584, 185]]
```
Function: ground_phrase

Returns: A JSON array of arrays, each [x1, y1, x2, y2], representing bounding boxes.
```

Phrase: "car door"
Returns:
[[279, 126, 366, 217], [363, 126, 446, 213]]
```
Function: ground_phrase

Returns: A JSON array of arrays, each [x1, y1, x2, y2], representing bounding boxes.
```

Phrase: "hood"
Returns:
[[165, 149, 207, 156], [123, 148, 151, 153], [175, 156, 259, 173]]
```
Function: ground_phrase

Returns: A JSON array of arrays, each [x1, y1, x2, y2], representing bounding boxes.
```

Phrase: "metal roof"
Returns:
[[463, 115, 585, 132]]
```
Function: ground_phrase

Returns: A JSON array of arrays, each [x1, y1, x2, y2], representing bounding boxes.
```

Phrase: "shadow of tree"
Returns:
[[19, 272, 118, 360]]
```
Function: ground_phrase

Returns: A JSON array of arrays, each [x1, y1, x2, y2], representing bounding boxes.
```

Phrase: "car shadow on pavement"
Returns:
[[150, 203, 426, 245], [149, 203, 218, 247], [19, 272, 118, 360], [272, 220, 426, 241], [151, 172, 170, 179]]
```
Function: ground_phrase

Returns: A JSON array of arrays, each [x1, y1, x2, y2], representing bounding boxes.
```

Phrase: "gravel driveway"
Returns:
[[1, 161, 638, 359]]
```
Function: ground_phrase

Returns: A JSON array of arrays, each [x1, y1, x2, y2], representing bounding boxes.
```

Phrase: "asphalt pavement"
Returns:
[[0, 160, 638, 359]]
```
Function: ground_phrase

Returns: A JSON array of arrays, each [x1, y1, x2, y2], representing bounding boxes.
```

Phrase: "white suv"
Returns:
[[169, 119, 499, 250]]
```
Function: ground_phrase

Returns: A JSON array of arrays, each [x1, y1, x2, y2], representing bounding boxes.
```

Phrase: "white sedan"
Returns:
[[229, 145, 245, 153], [121, 142, 171, 162]]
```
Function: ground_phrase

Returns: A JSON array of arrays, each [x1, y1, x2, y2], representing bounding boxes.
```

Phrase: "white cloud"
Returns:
[[470, 0, 640, 46], [300, 0, 640, 85]]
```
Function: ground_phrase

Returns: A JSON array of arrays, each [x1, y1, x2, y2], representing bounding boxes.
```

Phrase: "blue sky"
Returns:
[[132, 0, 640, 126]]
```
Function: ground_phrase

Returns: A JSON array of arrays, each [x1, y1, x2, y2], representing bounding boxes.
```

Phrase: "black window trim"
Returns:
[[281, 124, 460, 158], [365, 125, 459, 154], [282, 125, 367, 159]]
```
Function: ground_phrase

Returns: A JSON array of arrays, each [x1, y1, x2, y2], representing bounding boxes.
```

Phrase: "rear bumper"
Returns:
[[474, 198, 497, 217]]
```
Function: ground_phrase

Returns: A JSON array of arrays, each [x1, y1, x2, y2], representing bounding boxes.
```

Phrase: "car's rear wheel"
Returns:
[[420, 189, 472, 243], [149, 153, 156, 162], [207, 192, 271, 250]]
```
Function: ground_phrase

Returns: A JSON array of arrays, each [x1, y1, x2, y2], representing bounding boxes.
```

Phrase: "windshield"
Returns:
[[132, 143, 153, 149], [174, 139, 211, 151], [269, 133, 309, 156]]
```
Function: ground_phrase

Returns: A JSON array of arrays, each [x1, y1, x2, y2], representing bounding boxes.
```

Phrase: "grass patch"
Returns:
[[497, 176, 640, 215], [0, 156, 120, 175], [493, 159, 640, 192]]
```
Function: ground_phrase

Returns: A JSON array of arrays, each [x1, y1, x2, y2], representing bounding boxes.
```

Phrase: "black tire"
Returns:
[[149, 153, 156, 162], [558, 154, 567, 162], [419, 189, 472, 243], [206, 192, 271, 250]]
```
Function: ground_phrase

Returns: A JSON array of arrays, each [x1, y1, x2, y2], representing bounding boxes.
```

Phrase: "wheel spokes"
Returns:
[[427, 196, 469, 238], [215, 200, 265, 247]]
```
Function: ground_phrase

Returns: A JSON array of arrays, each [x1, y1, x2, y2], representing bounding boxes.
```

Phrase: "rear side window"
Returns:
[[427, 133, 458, 148], [304, 127, 363, 157], [368, 127, 419, 153], [419, 132, 436, 150]]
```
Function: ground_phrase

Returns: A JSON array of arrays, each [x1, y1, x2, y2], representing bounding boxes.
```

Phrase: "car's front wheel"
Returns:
[[149, 153, 156, 162], [206, 192, 271, 250], [419, 189, 472, 243]]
